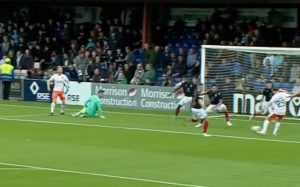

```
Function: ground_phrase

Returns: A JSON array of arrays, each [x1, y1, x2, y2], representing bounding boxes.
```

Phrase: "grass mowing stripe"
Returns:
[[0, 103, 299, 125], [0, 162, 207, 187], [0, 116, 300, 144]]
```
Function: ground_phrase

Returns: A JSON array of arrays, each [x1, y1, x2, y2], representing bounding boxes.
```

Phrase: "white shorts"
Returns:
[[192, 108, 207, 119], [178, 96, 192, 106], [205, 104, 227, 113], [257, 101, 272, 114]]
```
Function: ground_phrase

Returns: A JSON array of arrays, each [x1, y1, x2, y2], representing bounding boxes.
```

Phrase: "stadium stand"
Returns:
[[0, 6, 298, 91]]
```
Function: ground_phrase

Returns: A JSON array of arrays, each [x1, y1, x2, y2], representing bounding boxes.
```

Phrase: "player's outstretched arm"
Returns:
[[47, 75, 55, 91], [199, 98, 205, 108], [47, 80, 51, 92], [64, 75, 70, 91], [290, 91, 300, 98], [168, 82, 183, 96]]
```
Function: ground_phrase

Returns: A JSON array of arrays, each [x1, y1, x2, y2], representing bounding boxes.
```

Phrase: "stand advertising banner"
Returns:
[[91, 83, 189, 111], [233, 93, 300, 117], [58, 81, 92, 105], [24, 79, 51, 102], [23, 79, 92, 105]]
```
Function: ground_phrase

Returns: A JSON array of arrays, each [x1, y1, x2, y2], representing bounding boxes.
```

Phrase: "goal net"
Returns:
[[201, 45, 300, 117]]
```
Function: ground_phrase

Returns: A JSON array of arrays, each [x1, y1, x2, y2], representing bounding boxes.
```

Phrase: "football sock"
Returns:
[[51, 102, 55, 113], [224, 111, 229, 121], [74, 111, 82, 116], [175, 105, 182, 116], [73, 108, 85, 117], [273, 122, 281, 134], [261, 120, 269, 133], [203, 120, 209, 133], [61, 104, 65, 113]]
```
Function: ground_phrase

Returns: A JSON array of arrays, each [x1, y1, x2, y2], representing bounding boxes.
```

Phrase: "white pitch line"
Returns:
[[0, 168, 39, 170], [0, 103, 178, 117], [230, 113, 300, 121], [0, 162, 207, 187], [0, 103, 229, 119], [0, 114, 49, 118], [0, 103, 299, 125], [0, 116, 299, 144]]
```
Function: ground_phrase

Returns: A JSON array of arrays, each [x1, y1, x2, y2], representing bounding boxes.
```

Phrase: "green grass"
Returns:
[[0, 100, 300, 187]]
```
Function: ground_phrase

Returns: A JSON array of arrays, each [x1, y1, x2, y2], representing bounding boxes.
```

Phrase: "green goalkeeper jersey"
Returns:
[[84, 95, 102, 117]]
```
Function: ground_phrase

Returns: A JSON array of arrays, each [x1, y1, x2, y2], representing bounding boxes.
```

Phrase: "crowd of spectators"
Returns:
[[0, 7, 299, 89], [0, 8, 146, 84], [149, 8, 300, 90]]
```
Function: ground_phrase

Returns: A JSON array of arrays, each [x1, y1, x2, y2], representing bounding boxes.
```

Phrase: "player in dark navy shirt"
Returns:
[[204, 84, 232, 126], [250, 81, 274, 120], [169, 76, 198, 119], [191, 85, 210, 136]]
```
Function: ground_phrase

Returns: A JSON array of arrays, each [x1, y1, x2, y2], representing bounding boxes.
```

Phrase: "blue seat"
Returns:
[[173, 77, 182, 84], [278, 82, 294, 91], [252, 81, 265, 90], [205, 79, 216, 85], [155, 76, 164, 86]]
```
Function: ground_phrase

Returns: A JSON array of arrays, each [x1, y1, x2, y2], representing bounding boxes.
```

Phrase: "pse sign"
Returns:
[[56, 81, 91, 105], [37, 93, 51, 101], [67, 94, 80, 102]]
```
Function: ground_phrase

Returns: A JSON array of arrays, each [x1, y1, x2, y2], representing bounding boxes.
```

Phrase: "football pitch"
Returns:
[[0, 101, 300, 187]]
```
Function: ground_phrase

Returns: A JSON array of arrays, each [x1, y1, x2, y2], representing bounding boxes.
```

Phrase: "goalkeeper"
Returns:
[[72, 90, 105, 118]]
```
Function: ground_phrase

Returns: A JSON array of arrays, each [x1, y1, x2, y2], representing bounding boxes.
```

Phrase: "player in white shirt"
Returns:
[[47, 66, 69, 115], [256, 88, 291, 136]]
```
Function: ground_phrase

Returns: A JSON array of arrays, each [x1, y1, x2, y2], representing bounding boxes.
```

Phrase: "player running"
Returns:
[[191, 85, 210, 137], [169, 76, 197, 119], [256, 88, 291, 136], [47, 66, 69, 115], [203, 84, 233, 127], [72, 90, 105, 118], [250, 81, 273, 120]]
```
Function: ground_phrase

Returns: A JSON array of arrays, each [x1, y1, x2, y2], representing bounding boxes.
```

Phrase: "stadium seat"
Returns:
[[278, 82, 294, 92], [205, 79, 216, 85], [186, 69, 193, 77], [173, 77, 182, 84], [33, 62, 41, 69], [155, 76, 164, 86], [13, 69, 21, 79], [20, 70, 28, 79], [252, 81, 265, 91]]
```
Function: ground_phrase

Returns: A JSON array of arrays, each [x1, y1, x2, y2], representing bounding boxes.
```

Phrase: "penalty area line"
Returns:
[[0, 162, 207, 187], [0, 103, 299, 123]]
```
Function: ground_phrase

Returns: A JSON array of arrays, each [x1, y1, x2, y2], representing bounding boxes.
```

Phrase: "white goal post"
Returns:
[[200, 45, 300, 117]]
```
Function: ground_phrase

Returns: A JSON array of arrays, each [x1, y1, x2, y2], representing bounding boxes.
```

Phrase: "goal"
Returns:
[[200, 45, 300, 117]]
